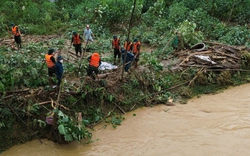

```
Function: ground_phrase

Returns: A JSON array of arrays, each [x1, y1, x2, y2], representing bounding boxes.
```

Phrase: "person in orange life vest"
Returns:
[[132, 38, 141, 68], [71, 31, 83, 57], [124, 38, 133, 53], [87, 52, 101, 80], [112, 35, 121, 65], [45, 48, 56, 85], [11, 23, 22, 49]]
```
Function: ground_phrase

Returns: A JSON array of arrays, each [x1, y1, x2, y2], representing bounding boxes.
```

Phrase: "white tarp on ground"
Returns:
[[194, 55, 217, 65], [99, 62, 118, 70]]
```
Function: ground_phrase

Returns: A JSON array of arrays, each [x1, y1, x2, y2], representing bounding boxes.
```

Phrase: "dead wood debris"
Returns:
[[173, 42, 250, 71]]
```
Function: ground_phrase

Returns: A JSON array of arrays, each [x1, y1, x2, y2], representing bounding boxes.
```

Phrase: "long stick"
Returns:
[[84, 38, 89, 58], [38, 61, 46, 74], [8, 105, 43, 144], [114, 103, 126, 114], [121, 0, 137, 80]]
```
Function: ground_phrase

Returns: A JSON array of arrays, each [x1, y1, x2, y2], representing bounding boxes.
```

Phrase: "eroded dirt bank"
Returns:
[[2, 83, 250, 156]]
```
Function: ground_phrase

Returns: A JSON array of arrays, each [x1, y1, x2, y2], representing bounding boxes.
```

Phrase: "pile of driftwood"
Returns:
[[174, 41, 250, 72]]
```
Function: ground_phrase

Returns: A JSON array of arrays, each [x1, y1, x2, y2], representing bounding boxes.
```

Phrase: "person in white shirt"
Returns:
[[83, 25, 95, 51]]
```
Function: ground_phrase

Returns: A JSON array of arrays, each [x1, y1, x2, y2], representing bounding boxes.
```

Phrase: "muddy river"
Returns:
[[2, 84, 250, 156]]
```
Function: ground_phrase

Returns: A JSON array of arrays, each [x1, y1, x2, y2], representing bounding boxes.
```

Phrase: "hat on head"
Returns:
[[113, 35, 117, 39], [86, 25, 90, 28], [73, 31, 76, 35], [57, 56, 63, 61], [48, 48, 55, 54], [133, 38, 138, 42], [10, 23, 14, 27]]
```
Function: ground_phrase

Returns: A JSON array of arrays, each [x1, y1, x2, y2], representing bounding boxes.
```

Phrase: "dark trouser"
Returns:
[[125, 62, 132, 72], [133, 53, 140, 68], [48, 66, 55, 85], [114, 48, 121, 64], [74, 44, 82, 57], [14, 35, 21, 48], [114, 48, 121, 59], [48, 66, 55, 76], [56, 75, 62, 86], [87, 65, 99, 79]]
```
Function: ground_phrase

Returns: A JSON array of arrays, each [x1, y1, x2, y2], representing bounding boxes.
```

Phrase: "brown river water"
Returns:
[[2, 83, 250, 156]]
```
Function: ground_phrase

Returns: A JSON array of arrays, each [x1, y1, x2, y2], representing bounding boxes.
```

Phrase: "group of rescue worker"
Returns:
[[10, 23, 141, 88], [71, 25, 95, 58], [112, 35, 141, 68]]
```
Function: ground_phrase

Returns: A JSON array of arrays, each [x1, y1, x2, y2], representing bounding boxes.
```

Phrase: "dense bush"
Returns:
[[0, 0, 249, 47]]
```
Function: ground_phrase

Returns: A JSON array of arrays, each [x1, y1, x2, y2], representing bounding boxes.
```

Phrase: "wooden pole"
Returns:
[[121, 0, 137, 80]]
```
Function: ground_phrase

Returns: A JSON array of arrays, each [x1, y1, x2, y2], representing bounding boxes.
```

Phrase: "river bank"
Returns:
[[2, 83, 250, 156]]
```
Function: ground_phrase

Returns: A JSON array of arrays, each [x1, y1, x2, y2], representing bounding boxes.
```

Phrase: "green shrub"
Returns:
[[219, 26, 250, 45]]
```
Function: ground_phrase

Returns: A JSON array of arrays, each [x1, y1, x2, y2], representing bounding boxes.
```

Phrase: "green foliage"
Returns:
[[142, 0, 168, 25], [241, 51, 250, 69], [105, 112, 124, 128], [176, 20, 204, 47], [218, 26, 250, 45], [84, 107, 104, 123], [141, 53, 163, 71], [1, 0, 250, 151], [167, 2, 189, 25], [56, 109, 92, 142], [0, 50, 47, 90]]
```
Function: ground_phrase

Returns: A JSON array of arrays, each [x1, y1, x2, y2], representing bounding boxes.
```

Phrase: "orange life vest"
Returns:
[[45, 54, 55, 68], [89, 53, 100, 67], [72, 34, 81, 44], [12, 26, 20, 36], [124, 41, 132, 51], [112, 38, 120, 49], [133, 41, 141, 54]]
